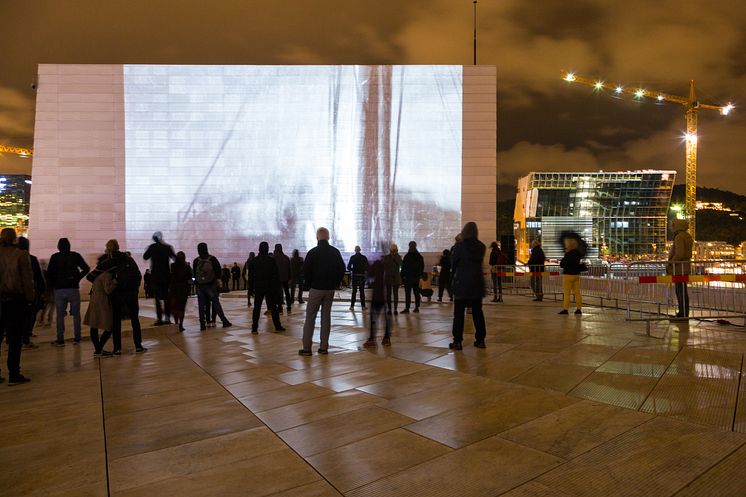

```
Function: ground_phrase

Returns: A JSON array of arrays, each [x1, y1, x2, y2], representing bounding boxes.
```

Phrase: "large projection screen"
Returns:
[[29, 64, 496, 266]]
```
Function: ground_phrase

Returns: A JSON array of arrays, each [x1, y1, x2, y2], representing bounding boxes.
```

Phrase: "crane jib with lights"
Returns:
[[560, 70, 734, 241]]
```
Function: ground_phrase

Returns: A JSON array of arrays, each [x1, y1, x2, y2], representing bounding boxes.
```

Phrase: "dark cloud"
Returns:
[[0, 0, 744, 193]]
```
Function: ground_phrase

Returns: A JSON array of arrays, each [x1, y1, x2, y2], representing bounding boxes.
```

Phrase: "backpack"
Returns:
[[195, 257, 216, 285], [114, 255, 142, 292]]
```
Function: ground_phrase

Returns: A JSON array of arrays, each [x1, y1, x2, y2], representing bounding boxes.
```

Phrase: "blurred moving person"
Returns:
[[363, 257, 391, 347], [143, 232, 176, 326], [437, 249, 453, 302], [383, 244, 402, 315]]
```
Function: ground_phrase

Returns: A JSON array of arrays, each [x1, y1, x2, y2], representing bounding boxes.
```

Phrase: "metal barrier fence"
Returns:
[[482, 261, 746, 335]]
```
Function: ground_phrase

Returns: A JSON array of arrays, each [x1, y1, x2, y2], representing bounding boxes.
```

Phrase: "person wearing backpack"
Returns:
[[46, 238, 90, 346], [87, 240, 146, 354], [193, 242, 232, 331]]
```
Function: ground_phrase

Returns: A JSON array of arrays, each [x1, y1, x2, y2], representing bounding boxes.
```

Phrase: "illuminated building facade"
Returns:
[[514, 170, 676, 261], [0, 175, 31, 237]]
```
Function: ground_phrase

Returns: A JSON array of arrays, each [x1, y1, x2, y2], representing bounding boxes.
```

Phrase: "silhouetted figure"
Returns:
[[231, 262, 241, 291], [170, 251, 192, 332], [347, 245, 369, 310], [143, 232, 176, 325], [527, 239, 546, 301], [437, 249, 453, 302], [559, 236, 585, 315], [401, 241, 424, 313], [274, 244, 292, 312], [243, 252, 255, 307], [489, 242, 506, 303], [193, 242, 231, 331], [249, 242, 284, 333], [299, 227, 346, 356], [450, 222, 487, 350], [0, 228, 34, 385], [47, 237, 89, 345], [143, 269, 153, 299], [383, 244, 402, 314], [17, 237, 44, 349], [290, 249, 304, 304]]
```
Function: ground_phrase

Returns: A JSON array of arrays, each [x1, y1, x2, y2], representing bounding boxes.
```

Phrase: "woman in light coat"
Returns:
[[84, 244, 118, 357]]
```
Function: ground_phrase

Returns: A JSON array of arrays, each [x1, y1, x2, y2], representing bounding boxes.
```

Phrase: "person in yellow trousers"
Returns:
[[559, 237, 585, 315]]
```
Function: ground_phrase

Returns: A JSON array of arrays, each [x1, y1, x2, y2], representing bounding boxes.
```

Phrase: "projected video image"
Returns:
[[124, 65, 462, 255]]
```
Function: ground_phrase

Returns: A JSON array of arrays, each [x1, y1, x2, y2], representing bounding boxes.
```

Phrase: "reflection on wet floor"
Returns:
[[2, 290, 746, 496]]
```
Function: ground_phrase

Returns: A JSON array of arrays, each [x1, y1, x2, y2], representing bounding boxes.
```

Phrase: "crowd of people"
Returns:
[[0, 222, 563, 386]]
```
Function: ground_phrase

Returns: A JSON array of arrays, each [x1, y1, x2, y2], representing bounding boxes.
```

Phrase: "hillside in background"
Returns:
[[495, 185, 746, 245]]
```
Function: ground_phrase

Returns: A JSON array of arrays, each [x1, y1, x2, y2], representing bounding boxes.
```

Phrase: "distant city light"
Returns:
[[721, 103, 734, 115], [634, 89, 646, 98], [657, 94, 665, 101], [24, 180, 32, 185], [594, 81, 604, 90], [564, 72, 576, 82], [615, 86, 623, 94], [670, 204, 683, 211]]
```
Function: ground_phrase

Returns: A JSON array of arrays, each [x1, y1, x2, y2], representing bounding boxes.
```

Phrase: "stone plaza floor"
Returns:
[[2, 290, 746, 496]]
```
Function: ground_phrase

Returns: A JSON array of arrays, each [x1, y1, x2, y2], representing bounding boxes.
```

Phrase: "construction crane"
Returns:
[[0, 145, 33, 157], [560, 70, 734, 241]]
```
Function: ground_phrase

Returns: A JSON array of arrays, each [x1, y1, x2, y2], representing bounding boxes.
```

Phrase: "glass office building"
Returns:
[[513, 170, 676, 261], [0, 175, 31, 237]]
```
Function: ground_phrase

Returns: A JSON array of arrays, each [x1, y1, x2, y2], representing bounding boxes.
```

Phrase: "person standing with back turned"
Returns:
[[401, 241, 424, 313], [347, 245, 369, 311], [450, 222, 487, 350], [668, 219, 694, 318], [47, 238, 89, 346], [143, 231, 176, 326], [193, 243, 232, 331], [0, 228, 34, 385], [299, 227, 346, 356]]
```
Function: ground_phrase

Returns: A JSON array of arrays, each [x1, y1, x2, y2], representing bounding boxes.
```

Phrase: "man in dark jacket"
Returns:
[[527, 239, 546, 302], [299, 227, 346, 356], [231, 263, 241, 291], [400, 241, 424, 313], [273, 244, 292, 313], [143, 232, 176, 325], [17, 237, 45, 349], [0, 228, 34, 384], [347, 245, 369, 310], [249, 242, 285, 333], [46, 237, 90, 345], [193, 242, 232, 331]]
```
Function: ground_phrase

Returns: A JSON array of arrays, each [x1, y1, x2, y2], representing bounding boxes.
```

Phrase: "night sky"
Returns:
[[1, 0, 744, 195]]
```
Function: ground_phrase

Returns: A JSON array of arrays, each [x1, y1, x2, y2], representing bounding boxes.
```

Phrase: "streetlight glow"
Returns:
[[564, 72, 576, 82], [594, 81, 604, 90], [634, 89, 646, 98], [615, 86, 623, 94]]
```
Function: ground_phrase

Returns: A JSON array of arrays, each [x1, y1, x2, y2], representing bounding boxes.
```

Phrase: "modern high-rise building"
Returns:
[[0, 174, 31, 237], [513, 170, 676, 261]]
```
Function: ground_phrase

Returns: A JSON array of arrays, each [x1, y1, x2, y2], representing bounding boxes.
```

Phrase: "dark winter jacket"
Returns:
[[47, 239, 90, 289], [0, 244, 34, 301], [489, 248, 507, 267], [560, 249, 584, 275], [439, 254, 451, 283], [401, 250, 424, 285], [89, 251, 142, 294], [367, 259, 386, 304], [303, 240, 346, 290], [451, 238, 486, 300], [527, 246, 546, 272], [347, 253, 369, 275], [249, 252, 281, 292], [143, 241, 176, 284], [290, 255, 304, 283], [273, 250, 291, 282], [383, 253, 402, 285]]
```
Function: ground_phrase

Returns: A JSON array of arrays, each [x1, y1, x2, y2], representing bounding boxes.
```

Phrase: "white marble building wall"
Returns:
[[462, 65, 497, 247], [29, 64, 125, 269]]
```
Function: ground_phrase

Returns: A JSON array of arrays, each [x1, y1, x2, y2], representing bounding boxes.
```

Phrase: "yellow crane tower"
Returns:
[[0, 145, 33, 157], [560, 70, 734, 241]]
